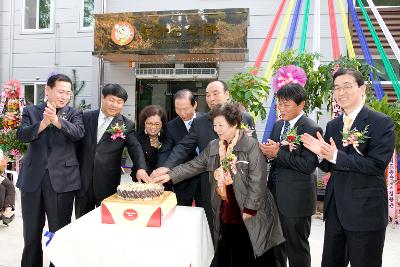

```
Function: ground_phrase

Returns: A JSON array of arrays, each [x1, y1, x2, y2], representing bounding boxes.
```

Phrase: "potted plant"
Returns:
[[227, 69, 270, 120]]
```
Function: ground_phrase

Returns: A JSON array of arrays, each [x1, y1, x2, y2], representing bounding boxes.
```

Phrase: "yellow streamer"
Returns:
[[263, 0, 296, 81], [338, 0, 356, 58]]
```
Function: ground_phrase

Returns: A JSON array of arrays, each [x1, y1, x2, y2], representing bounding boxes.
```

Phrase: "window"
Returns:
[[356, 0, 400, 7], [81, 0, 94, 29], [23, 0, 53, 31], [24, 84, 46, 105]]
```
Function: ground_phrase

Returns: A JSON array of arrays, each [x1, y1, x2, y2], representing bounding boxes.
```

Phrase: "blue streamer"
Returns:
[[262, 98, 277, 142], [347, 0, 385, 100], [43, 231, 55, 247], [285, 0, 303, 49], [263, 0, 302, 142]]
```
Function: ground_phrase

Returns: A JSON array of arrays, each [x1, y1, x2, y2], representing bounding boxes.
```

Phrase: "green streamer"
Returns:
[[299, 0, 311, 53], [357, 0, 400, 99]]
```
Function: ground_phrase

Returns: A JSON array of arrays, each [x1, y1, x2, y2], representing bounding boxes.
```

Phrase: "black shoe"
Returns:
[[2, 214, 15, 226]]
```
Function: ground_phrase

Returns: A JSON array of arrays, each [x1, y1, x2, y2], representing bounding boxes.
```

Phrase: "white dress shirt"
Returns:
[[330, 104, 364, 164], [280, 111, 304, 136], [97, 110, 114, 143]]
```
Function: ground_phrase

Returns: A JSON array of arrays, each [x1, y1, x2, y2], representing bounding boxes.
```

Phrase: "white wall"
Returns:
[[99, 0, 348, 137], [0, 0, 11, 86], [6, 0, 97, 108], [2, 0, 348, 137]]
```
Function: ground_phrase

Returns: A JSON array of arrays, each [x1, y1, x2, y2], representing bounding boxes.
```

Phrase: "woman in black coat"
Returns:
[[132, 105, 167, 181]]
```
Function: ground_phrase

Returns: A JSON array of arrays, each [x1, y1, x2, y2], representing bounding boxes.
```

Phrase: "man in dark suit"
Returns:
[[17, 74, 85, 267], [260, 83, 322, 267], [302, 68, 395, 267], [158, 89, 204, 206], [151, 80, 256, 227], [75, 84, 148, 218]]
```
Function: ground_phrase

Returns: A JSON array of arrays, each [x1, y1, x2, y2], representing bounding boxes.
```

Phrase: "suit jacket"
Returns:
[[16, 103, 85, 193], [320, 106, 395, 231], [268, 115, 322, 217], [76, 110, 146, 201], [158, 113, 204, 199], [162, 111, 256, 169]]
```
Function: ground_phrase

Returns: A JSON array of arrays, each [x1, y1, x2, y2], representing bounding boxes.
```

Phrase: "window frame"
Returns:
[[79, 0, 94, 32], [23, 82, 46, 105], [21, 0, 54, 34]]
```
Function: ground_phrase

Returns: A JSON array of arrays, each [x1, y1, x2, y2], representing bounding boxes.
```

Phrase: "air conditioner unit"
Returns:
[[134, 68, 218, 79]]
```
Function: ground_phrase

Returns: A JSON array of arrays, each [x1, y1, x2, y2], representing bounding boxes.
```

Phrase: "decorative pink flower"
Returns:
[[3, 80, 22, 99], [10, 149, 21, 158], [106, 123, 126, 141], [272, 65, 307, 91]]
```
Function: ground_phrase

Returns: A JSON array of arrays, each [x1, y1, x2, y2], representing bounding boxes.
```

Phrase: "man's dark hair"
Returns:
[[174, 89, 196, 106], [47, 74, 72, 88], [138, 105, 167, 129], [102, 84, 128, 102], [209, 103, 242, 128], [276, 83, 307, 105], [333, 68, 365, 87]]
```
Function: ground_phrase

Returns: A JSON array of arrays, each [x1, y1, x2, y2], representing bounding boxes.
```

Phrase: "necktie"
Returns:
[[97, 117, 111, 143], [270, 121, 290, 185], [187, 119, 200, 155], [343, 116, 353, 134], [186, 119, 193, 131], [280, 121, 290, 141]]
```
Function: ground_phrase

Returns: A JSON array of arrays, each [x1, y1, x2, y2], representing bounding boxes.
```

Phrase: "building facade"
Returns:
[[1, 0, 353, 136]]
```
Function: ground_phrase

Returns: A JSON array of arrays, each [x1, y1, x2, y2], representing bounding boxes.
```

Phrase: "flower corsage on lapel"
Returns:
[[281, 127, 301, 151], [341, 125, 369, 155], [106, 122, 126, 141]]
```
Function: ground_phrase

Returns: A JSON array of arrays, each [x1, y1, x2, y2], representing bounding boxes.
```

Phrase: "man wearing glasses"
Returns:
[[75, 84, 149, 218], [302, 68, 395, 267]]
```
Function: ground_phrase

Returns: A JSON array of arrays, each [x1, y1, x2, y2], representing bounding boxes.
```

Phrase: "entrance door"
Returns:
[[136, 80, 210, 127]]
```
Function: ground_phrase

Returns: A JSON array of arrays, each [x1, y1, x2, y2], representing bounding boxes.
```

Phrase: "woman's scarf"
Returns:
[[214, 129, 240, 201]]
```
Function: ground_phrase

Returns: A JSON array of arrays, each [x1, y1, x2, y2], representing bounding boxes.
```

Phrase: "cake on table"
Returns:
[[116, 182, 164, 200], [101, 182, 177, 227]]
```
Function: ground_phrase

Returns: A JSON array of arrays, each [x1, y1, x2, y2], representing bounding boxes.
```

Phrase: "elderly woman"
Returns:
[[153, 103, 284, 266], [0, 150, 15, 225], [132, 105, 167, 180]]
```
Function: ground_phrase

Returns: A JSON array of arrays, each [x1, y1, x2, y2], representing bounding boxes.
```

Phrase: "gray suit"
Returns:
[[169, 131, 285, 257]]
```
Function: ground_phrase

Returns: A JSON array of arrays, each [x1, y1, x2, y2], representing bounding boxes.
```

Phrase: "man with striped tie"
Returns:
[[260, 83, 322, 267]]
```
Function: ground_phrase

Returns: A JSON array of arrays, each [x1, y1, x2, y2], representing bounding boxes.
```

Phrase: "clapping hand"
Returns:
[[259, 139, 280, 159], [301, 132, 337, 161], [43, 102, 58, 124]]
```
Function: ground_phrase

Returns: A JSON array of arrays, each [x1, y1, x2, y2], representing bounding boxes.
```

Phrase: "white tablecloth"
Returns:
[[44, 206, 214, 267]]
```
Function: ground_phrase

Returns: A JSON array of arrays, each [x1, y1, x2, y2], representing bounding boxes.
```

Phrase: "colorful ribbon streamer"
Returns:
[[366, 0, 400, 75], [298, 0, 310, 53], [285, 0, 303, 50], [261, 0, 296, 142], [338, 0, 355, 58], [328, 0, 340, 60], [252, 0, 287, 74], [347, 0, 385, 100], [357, 0, 400, 99], [263, 0, 296, 81], [312, 0, 320, 69]]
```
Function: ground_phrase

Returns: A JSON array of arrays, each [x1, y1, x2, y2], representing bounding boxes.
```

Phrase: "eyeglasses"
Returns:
[[145, 122, 162, 128], [333, 83, 357, 93]]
